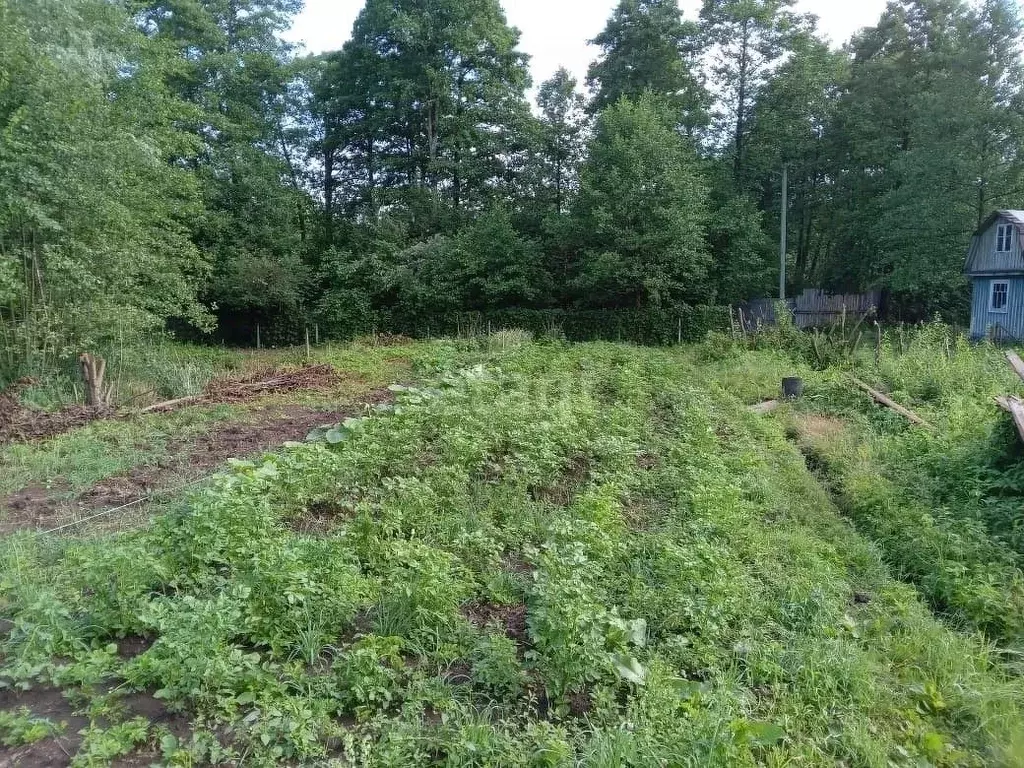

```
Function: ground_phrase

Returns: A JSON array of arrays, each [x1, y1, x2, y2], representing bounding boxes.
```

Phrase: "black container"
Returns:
[[782, 377, 804, 400]]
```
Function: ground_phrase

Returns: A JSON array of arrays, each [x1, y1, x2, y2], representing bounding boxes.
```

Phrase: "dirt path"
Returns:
[[0, 389, 393, 535]]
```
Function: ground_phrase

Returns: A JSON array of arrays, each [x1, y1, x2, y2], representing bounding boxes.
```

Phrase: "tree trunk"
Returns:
[[323, 146, 336, 249], [79, 353, 108, 407], [733, 20, 751, 181]]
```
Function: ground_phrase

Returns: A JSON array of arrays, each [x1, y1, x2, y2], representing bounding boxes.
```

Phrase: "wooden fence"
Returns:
[[738, 289, 882, 331]]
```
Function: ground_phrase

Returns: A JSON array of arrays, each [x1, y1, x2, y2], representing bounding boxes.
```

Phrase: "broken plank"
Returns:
[[1006, 351, 1024, 384], [749, 400, 780, 414], [996, 395, 1024, 443], [849, 376, 934, 430]]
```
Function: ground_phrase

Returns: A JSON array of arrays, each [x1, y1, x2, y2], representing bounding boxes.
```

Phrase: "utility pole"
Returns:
[[780, 165, 788, 301]]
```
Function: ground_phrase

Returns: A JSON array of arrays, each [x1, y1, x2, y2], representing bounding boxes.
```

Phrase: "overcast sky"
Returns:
[[285, 0, 889, 88]]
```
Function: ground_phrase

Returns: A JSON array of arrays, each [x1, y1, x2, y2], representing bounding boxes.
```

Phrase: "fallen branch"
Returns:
[[136, 365, 339, 415], [996, 395, 1024, 443], [1006, 351, 1024, 384], [849, 376, 934, 429], [749, 400, 780, 414], [137, 394, 206, 414]]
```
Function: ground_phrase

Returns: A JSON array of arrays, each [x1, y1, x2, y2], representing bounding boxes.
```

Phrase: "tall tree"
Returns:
[[700, 0, 806, 180], [587, 0, 708, 133], [535, 69, 589, 215], [824, 0, 1024, 315], [571, 96, 711, 309], [318, 0, 534, 232], [745, 33, 847, 290], [132, 0, 309, 332]]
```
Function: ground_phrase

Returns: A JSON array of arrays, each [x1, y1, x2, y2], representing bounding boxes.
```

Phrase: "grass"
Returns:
[[2, 338, 1023, 765], [0, 339, 454, 534]]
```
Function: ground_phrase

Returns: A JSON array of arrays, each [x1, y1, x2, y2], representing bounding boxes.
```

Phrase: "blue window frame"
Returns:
[[991, 280, 1010, 313]]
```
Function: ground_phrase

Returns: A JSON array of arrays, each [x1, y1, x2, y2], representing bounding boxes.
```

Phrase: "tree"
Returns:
[[535, 69, 589, 215], [823, 0, 1024, 316], [744, 33, 847, 290], [454, 207, 550, 310], [700, 0, 807, 180], [132, 0, 309, 330], [571, 97, 711, 309], [587, 0, 708, 133], [316, 0, 534, 230], [0, 0, 210, 371]]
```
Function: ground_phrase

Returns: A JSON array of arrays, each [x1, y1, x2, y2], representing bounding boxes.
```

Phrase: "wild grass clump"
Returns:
[[487, 327, 533, 352]]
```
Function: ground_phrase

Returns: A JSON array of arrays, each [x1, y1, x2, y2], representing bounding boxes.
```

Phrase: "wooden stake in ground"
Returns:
[[996, 395, 1024, 443], [78, 353, 109, 407], [849, 375, 934, 429]]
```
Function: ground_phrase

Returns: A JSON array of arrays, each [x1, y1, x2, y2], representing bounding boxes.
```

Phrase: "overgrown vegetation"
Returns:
[[3, 338, 1024, 765], [3, 0, 1023, 383], [702, 321, 1024, 655]]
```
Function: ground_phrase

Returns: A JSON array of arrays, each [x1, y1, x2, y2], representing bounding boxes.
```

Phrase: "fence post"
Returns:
[[305, 327, 311, 358], [677, 316, 682, 346], [256, 323, 261, 350]]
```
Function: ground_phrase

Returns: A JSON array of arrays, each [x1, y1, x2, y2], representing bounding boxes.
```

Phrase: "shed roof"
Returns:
[[976, 210, 1024, 237], [966, 210, 1024, 276]]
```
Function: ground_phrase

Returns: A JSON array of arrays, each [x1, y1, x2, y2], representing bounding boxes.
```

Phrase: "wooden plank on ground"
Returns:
[[849, 376, 934, 430], [1006, 351, 1024, 384], [749, 400, 780, 414], [996, 395, 1024, 443]]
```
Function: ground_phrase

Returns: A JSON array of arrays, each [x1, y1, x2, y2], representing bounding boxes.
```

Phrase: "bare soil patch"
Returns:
[[0, 364, 344, 449], [462, 601, 529, 648], [0, 686, 88, 767], [0, 376, 112, 448], [790, 413, 846, 443], [529, 454, 590, 507], [0, 388, 394, 535]]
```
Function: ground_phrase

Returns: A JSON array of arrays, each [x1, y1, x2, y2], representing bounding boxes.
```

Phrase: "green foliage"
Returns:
[[0, 707, 63, 747], [571, 96, 712, 309], [4, 339, 1024, 764], [587, 0, 708, 132]]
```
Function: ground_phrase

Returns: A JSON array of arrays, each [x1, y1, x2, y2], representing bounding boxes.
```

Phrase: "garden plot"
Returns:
[[2, 342, 1022, 766]]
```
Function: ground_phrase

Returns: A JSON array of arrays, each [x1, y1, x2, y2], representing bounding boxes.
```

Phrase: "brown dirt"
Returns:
[[190, 363, 340, 407], [529, 454, 590, 507], [0, 682, 194, 768], [462, 601, 529, 648], [792, 413, 846, 443], [287, 500, 358, 536], [0, 385, 112, 448], [635, 451, 659, 471], [0, 388, 395, 535], [0, 364, 344, 450], [115, 636, 154, 660], [0, 686, 88, 767]]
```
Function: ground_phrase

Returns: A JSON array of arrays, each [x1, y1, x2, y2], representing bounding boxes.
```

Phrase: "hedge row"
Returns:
[[211, 306, 732, 348], [390, 307, 732, 346]]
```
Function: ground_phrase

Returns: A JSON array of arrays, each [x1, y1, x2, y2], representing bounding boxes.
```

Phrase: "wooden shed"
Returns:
[[965, 210, 1024, 341]]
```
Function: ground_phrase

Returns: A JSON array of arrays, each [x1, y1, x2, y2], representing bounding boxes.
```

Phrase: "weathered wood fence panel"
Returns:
[[738, 289, 881, 331]]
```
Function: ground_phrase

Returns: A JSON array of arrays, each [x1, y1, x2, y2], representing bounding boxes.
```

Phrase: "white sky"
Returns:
[[285, 0, 889, 88]]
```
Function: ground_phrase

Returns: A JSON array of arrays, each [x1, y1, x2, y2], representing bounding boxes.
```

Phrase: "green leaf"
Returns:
[[612, 653, 645, 685], [325, 427, 349, 445], [746, 722, 786, 747]]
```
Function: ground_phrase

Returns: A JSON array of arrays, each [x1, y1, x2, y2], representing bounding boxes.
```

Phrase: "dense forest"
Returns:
[[1, 0, 1023, 359]]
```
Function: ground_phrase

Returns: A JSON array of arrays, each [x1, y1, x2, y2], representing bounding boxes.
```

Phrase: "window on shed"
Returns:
[[997, 224, 1014, 252], [991, 281, 1009, 312]]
